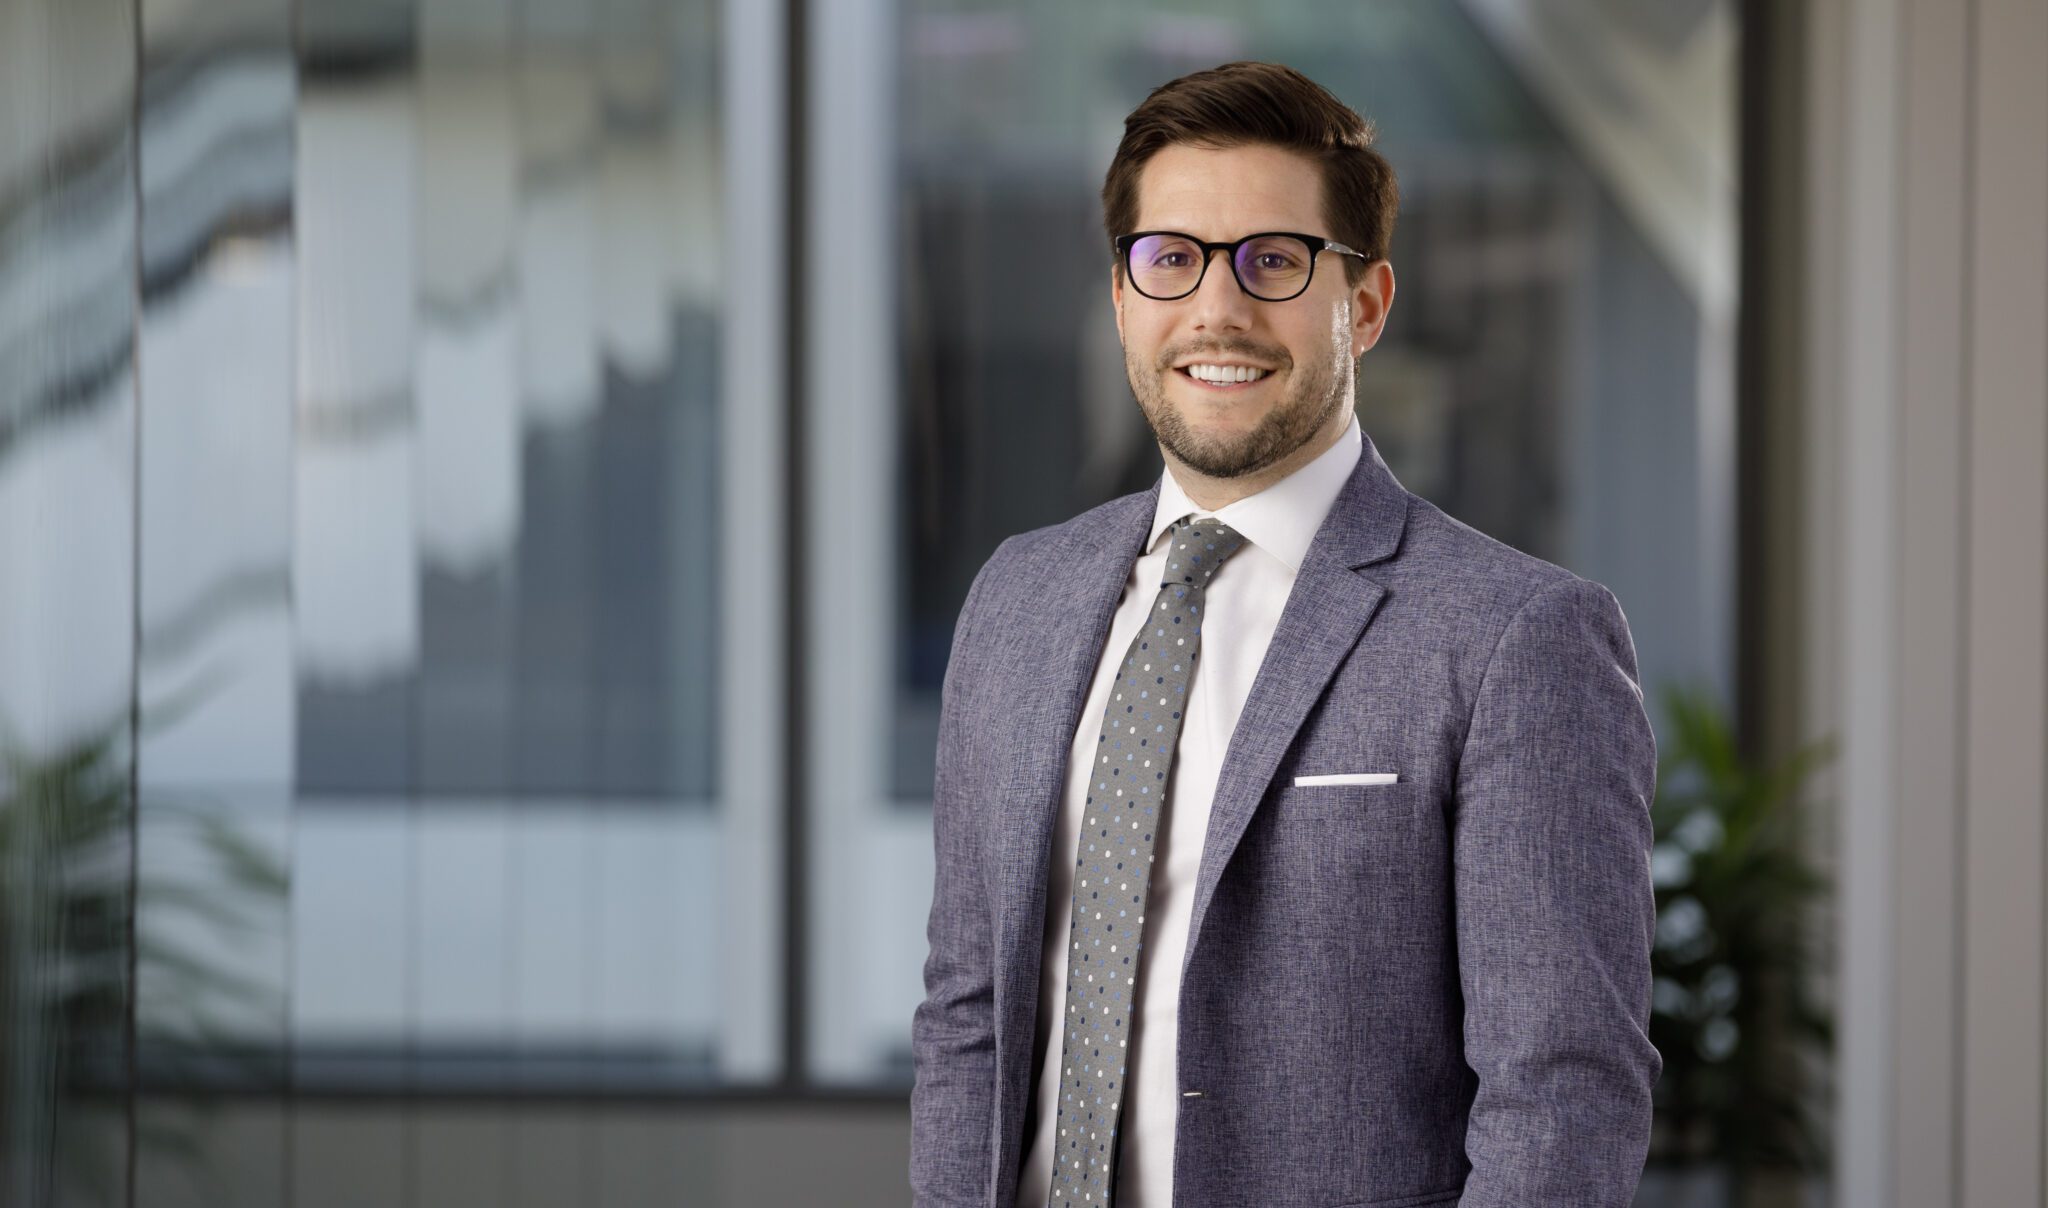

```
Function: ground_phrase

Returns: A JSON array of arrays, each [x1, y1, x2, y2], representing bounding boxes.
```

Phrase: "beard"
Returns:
[[1125, 331, 1350, 480]]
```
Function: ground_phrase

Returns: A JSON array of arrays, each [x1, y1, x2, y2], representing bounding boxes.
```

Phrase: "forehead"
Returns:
[[1131, 142, 1326, 238]]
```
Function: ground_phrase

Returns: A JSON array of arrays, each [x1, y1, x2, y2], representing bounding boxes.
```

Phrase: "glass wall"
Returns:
[[0, 1, 140, 1202], [274, 0, 764, 1101], [4, 0, 779, 1200], [132, 6, 296, 1199], [805, 0, 1739, 1083]]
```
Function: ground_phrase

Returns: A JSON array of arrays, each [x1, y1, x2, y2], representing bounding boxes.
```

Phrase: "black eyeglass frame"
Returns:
[[1112, 230, 1372, 302]]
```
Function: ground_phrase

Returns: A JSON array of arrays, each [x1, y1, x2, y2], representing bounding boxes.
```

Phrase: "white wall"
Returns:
[[1794, 0, 2048, 1204]]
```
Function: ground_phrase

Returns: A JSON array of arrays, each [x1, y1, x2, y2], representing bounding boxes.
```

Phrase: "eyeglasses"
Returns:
[[1113, 230, 1370, 302]]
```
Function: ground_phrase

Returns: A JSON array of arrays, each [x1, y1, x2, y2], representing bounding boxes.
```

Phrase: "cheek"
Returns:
[[1122, 314, 1172, 360], [1321, 303, 1354, 360]]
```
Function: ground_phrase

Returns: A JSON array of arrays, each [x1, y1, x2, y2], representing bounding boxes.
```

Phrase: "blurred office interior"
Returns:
[[1, 0, 2043, 1205]]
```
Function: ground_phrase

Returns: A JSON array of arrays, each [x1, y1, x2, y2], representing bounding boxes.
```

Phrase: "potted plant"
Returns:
[[1638, 682, 1835, 1207]]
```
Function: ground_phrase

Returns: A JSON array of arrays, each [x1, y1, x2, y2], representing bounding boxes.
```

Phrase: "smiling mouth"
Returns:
[[1174, 365, 1275, 390]]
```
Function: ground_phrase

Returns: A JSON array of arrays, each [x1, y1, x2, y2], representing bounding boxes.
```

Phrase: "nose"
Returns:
[[1187, 245, 1256, 333]]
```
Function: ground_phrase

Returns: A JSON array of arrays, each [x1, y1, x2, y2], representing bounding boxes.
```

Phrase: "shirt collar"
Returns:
[[1144, 411, 1363, 574]]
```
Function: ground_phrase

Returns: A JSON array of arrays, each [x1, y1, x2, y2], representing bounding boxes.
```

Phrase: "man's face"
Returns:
[[1113, 142, 1393, 482]]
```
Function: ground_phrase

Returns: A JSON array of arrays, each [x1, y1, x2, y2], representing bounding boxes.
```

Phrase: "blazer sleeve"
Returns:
[[910, 540, 1010, 1207], [1451, 575, 1662, 1206]]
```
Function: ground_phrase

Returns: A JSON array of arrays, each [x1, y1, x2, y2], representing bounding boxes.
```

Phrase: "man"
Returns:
[[911, 61, 1659, 1208]]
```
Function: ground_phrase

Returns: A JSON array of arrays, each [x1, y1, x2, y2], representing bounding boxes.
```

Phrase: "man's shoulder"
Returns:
[[1392, 490, 1622, 635], [971, 488, 1149, 597]]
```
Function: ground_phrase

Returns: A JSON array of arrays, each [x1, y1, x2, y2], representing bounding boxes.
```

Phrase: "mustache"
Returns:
[[1153, 339, 1289, 371]]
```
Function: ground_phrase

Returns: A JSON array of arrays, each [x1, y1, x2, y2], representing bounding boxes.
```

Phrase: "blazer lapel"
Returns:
[[1181, 434, 1411, 973]]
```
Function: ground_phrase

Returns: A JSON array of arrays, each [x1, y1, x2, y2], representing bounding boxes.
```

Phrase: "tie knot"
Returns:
[[1162, 516, 1249, 590]]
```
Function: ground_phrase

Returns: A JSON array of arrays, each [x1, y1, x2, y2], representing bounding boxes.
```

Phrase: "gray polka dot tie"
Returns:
[[1047, 514, 1250, 1207]]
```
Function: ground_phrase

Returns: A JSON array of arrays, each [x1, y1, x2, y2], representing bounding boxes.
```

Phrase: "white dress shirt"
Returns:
[[1015, 413, 1363, 1207]]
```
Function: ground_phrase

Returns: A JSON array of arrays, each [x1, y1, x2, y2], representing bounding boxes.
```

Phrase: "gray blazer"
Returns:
[[911, 432, 1660, 1207]]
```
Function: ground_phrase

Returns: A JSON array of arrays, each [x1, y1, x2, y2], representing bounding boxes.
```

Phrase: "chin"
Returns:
[[1169, 384, 1262, 419]]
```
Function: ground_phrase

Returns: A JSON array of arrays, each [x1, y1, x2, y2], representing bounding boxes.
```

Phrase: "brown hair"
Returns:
[[1101, 61, 1397, 285]]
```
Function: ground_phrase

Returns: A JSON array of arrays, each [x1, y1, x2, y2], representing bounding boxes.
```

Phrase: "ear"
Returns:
[[1349, 259, 1396, 359], [1111, 264, 1127, 347]]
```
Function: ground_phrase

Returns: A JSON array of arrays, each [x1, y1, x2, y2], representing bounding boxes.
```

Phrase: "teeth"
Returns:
[[1185, 364, 1270, 384]]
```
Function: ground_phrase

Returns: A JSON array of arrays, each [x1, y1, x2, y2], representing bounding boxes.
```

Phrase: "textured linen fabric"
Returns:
[[911, 418, 1661, 1208], [1019, 418, 1362, 1208]]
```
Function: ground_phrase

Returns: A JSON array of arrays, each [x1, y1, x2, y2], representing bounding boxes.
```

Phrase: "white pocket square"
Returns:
[[1293, 772, 1399, 787]]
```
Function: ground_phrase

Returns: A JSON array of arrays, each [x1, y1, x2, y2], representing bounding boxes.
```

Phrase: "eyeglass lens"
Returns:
[[1126, 234, 1315, 300]]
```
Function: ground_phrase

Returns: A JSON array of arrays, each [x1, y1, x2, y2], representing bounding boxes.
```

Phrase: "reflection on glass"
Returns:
[[808, 0, 1738, 1083], [284, 0, 744, 1100], [1, 0, 140, 1203], [12, 0, 763, 1200], [134, 10, 298, 1203]]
